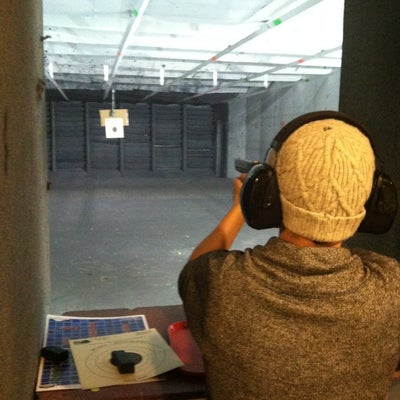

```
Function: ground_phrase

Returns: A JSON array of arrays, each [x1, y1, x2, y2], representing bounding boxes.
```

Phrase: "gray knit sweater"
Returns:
[[179, 238, 400, 400]]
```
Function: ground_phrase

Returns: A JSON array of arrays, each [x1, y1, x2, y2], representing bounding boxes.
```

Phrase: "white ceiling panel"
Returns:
[[43, 0, 344, 102]]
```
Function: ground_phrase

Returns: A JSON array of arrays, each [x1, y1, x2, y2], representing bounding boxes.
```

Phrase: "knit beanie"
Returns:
[[275, 118, 375, 242]]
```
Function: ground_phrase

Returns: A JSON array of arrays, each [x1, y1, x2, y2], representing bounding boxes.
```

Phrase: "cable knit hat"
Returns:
[[275, 118, 375, 242]]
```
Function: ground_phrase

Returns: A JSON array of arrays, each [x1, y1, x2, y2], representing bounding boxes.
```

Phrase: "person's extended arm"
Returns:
[[189, 176, 246, 261]]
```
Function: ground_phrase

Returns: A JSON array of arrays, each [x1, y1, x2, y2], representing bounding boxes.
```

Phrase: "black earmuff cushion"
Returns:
[[358, 170, 398, 234], [240, 164, 282, 230]]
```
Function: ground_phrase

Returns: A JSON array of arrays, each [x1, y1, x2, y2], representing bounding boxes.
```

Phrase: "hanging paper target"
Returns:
[[105, 117, 124, 138]]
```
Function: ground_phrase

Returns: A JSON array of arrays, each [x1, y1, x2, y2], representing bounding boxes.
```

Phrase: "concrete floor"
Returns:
[[48, 171, 275, 315]]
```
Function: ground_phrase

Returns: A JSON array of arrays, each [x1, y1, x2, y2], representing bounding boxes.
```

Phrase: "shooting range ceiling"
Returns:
[[43, 0, 344, 104]]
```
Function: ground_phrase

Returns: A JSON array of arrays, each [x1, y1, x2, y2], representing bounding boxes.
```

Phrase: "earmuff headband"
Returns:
[[271, 111, 375, 152]]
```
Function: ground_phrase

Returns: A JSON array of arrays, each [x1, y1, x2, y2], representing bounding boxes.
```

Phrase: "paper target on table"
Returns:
[[105, 117, 124, 138], [69, 328, 183, 389]]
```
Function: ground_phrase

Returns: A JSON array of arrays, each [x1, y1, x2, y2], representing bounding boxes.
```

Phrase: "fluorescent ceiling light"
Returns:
[[159, 65, 165, 85], [103, 65, 109, 81], [48, 62, 54, 78], [213, 70, 218, 86]]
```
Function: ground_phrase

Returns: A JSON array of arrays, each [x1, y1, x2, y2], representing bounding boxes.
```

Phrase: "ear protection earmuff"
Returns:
[[240, 110, 398, 234]]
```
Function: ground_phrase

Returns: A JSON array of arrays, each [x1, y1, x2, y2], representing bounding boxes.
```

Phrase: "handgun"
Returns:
[[234, 158, 261, 173]]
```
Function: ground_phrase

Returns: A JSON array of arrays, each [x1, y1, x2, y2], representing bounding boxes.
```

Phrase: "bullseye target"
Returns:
[[69, 328, 183, 389]]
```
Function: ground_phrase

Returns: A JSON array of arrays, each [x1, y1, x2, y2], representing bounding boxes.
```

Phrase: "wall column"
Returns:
[[0, 1, 50, 399], [340, 0, 400, 258]]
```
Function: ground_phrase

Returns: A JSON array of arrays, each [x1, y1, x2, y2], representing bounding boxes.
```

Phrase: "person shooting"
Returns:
[[179, 111, 399, 400]]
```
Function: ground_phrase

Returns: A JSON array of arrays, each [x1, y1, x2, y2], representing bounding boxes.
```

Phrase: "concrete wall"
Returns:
[[0, 1, 50, 399], [339, 0, 400, 259], [226, 96, 247, 177], [227, 70, 340, 177]]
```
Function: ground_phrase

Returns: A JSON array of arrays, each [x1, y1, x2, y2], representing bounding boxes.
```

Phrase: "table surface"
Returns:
[[36, 304, 206, 400], [36, 304, 400, 400]]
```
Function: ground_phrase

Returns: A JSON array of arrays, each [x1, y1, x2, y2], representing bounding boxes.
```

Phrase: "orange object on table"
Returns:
[[168, 321, 205, 376]]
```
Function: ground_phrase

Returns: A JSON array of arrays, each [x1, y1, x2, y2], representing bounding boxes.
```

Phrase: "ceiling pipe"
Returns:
[[46, 72, 70, 101], [183, 45, 341, 102], [141, 23, 274, 102], [141, 0, 323, 102], [103, 0, 151, 101]]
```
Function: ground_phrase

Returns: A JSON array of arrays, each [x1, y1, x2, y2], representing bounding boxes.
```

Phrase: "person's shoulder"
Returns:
[[350, 247, 400, 280], [351, 247, 398, 264], [182, 249, 245, 275]]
